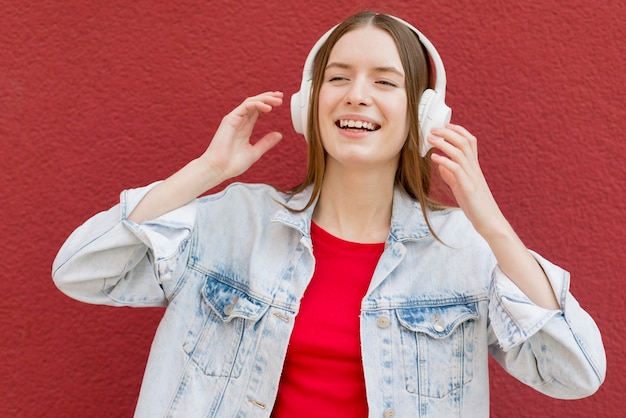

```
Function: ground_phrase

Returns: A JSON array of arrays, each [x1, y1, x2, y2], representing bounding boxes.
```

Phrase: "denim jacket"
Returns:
[[52, 182, 605, 417]]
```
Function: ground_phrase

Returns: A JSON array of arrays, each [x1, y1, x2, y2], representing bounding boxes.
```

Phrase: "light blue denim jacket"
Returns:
[[52, 182, 605, 417]]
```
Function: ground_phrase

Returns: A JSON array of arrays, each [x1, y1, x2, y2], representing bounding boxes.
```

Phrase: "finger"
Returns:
[[236, 94, 283, 121], [224, 93, 283, 132], [246, 91, 284, 109], [428, 127, 479, 169], [431, 152, 461, 177], [446, 123, 474, 138], [250, 90, 284, 100], [239, 96, 281, 114], [441, 124, 478, 156], [250, 131, 283, 160], [431, 130, 470, 157], [427, 134, 468, 165], [430, 153, 460, 189]]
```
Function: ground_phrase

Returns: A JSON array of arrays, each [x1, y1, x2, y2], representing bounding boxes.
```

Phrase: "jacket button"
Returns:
[[433, 318, 445, 333], [377, 316, 390, 328], [383, 408, 395, 418], [223, 296, 239, 315], [223, 303, 235, 315]]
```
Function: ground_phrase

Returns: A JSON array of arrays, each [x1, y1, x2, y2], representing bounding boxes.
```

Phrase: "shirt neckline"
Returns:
[[311, 221, 386, 253]]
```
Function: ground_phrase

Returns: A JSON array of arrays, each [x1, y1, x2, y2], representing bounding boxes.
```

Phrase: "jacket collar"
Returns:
[[272, 185, 433, 243], [389, 189, 433, 242], [271, 185, 317, 239]]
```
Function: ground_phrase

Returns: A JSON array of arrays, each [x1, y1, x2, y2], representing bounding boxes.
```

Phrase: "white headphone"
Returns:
[[290, 14, 452, 156]]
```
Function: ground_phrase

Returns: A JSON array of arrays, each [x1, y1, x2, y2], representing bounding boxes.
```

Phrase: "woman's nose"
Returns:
[[345, 78, 371, 106]]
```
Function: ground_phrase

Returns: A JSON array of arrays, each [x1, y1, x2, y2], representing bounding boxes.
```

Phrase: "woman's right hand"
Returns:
[[127, 92, 283, 223], [199, 91, 284, 180]]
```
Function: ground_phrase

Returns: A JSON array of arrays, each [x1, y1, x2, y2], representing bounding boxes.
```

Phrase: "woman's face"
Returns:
[[318, 25, 409, 173]]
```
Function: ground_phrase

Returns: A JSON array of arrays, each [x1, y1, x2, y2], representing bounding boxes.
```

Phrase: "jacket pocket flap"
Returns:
[[201, 274, 269, 322], [396, 302, 479, 338]]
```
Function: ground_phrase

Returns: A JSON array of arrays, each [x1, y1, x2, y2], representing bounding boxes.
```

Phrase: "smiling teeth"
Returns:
[[339, 120, 377, 130]]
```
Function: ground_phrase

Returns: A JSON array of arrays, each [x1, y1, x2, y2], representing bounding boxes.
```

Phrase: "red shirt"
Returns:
[[272, 222, 385, 417]]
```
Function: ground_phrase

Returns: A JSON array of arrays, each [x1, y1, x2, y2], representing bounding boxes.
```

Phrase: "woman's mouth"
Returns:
[[336, 119, 381, 131]]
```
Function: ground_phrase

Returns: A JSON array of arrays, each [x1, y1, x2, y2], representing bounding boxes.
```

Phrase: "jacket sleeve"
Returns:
[[52, 182, 196, 307], [487, 251, 606, 399]]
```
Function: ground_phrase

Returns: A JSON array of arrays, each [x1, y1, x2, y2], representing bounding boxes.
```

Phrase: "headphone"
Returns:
[[290, 14, 452, 157]]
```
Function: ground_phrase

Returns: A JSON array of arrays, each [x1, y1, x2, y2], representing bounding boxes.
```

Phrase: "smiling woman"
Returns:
[[52, 10, 605, 418]]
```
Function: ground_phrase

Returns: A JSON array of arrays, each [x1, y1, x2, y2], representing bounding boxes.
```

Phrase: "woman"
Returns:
[[52, 11, 605, 417]]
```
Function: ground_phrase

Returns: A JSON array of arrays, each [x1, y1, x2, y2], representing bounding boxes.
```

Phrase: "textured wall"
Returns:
[[1, 0, 624, 416]]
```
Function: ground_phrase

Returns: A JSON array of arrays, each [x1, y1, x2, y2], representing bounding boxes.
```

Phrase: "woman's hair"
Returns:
[[287, 11, 446, 234]]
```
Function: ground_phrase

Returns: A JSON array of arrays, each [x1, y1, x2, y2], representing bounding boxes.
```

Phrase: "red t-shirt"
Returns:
[[272, 222, 385, 417]]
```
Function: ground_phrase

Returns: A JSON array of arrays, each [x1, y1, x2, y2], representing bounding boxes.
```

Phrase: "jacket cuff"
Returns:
[[489, 251, 566, 351], [120, 182, 196, 283]]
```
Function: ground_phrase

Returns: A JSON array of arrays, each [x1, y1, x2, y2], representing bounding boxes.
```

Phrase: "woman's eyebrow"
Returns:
[[325, 61, 404, 77]]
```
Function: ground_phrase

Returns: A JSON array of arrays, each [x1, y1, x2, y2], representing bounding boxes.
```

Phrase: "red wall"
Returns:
[[1, 0, 624, 416]]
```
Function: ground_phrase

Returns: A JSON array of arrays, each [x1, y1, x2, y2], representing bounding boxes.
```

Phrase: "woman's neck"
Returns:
[[312, 163, 395, 243]]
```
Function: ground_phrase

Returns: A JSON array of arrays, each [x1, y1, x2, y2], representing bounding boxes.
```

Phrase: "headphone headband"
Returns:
[[290, 13, 452, 156]]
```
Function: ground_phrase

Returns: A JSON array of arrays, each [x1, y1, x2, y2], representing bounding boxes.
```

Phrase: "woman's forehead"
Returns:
[[328, 26, 403, 69]]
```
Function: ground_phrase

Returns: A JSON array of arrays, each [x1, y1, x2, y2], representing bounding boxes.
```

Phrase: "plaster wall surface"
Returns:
[[1, 0, 623, 416]]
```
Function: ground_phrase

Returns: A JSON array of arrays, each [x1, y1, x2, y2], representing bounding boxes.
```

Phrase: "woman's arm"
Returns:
[[53, 92, 284, 305], [428, 124, 559, 310], [428, 124, 605, 396]]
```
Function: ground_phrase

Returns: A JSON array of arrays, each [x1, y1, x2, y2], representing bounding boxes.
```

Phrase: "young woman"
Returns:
[[52, 11, 605, 417]]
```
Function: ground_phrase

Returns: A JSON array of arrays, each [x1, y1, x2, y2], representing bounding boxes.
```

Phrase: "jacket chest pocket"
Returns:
[[183, 275, 270, 378], [396, 302, 479, 398]]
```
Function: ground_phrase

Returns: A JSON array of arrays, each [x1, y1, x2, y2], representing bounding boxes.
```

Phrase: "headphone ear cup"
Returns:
[[418, 88, 452, 156], [290, 91, 304, 135], [418, 89, 435, 127], [290, 80, 311, 140], [418, 89, 436, 155]]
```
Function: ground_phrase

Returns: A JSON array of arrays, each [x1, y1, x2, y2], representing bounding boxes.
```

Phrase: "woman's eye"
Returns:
[[377, 80, 398, 87], [328, 76, 347, 82]]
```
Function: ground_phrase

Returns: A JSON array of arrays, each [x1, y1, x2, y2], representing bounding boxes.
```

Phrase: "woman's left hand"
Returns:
[[427, 124, 506, 238]]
